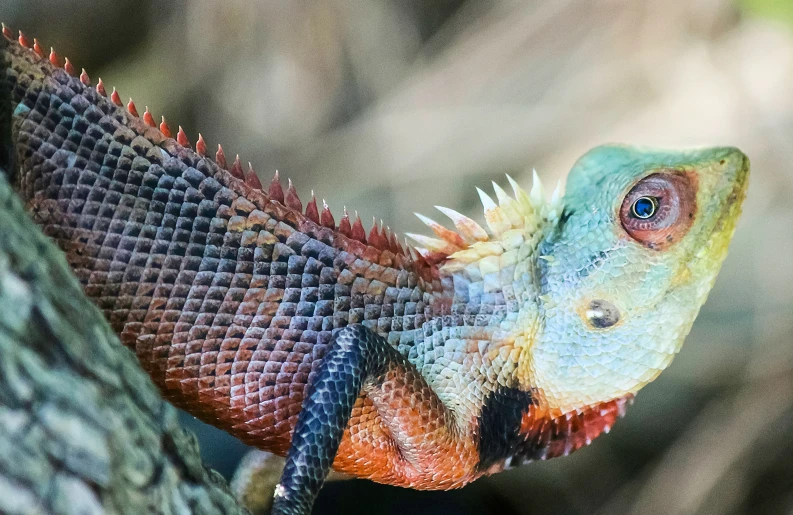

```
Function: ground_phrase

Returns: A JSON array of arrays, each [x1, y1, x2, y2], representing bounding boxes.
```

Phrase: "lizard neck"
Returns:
[[394, 240, 545, 434]]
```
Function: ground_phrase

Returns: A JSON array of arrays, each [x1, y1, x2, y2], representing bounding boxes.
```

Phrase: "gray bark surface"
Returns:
[[0, 170, 249, 515]]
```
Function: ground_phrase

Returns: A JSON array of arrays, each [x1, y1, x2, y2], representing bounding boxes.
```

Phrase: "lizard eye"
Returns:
[[631, 196, 657, 219], [620, 171, 697, 250]]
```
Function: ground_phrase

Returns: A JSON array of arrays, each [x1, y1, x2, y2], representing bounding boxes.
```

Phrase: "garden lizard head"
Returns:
[[414, 145, 747, 417], [525, 145, 749, 414]]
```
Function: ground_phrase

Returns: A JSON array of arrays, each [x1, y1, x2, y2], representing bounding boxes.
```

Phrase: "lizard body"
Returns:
[[1, 26, 748, 514]]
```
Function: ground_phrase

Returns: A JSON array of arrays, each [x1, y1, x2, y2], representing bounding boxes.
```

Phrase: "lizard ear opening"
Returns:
[[619, 171, 697, 250]]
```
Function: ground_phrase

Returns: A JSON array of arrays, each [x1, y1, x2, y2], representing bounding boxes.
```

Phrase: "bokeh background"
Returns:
[[4, 1, 793, 514]]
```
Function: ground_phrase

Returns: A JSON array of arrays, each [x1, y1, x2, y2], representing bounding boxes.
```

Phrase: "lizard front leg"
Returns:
[[272, 324, 474, 515]]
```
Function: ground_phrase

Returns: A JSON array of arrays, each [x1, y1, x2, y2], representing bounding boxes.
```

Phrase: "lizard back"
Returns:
[[4, 36, 438, 457]]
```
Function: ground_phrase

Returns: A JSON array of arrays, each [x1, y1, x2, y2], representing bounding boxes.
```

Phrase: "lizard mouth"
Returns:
[[713, 152, 749, 234], [686, 150, 749, 275]]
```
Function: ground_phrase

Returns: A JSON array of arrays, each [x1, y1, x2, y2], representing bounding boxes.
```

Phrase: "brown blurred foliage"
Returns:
[[5, 1, 793, 513]]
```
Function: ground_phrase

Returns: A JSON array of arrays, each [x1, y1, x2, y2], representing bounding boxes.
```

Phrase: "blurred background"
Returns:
[[4, 1, 793, 514]]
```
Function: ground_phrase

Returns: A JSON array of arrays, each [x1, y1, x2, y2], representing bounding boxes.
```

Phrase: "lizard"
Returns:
[[1, 25, 749, 515]]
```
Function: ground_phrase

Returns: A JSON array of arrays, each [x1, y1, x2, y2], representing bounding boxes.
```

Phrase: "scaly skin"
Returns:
[[2, 26, 748, 512]]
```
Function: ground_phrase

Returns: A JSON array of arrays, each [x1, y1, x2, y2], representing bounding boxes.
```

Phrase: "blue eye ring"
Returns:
[[631, 196, 658, 219]]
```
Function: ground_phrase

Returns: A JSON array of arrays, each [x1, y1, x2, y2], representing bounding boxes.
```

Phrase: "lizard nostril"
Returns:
[[584, 299, 621, 329]]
